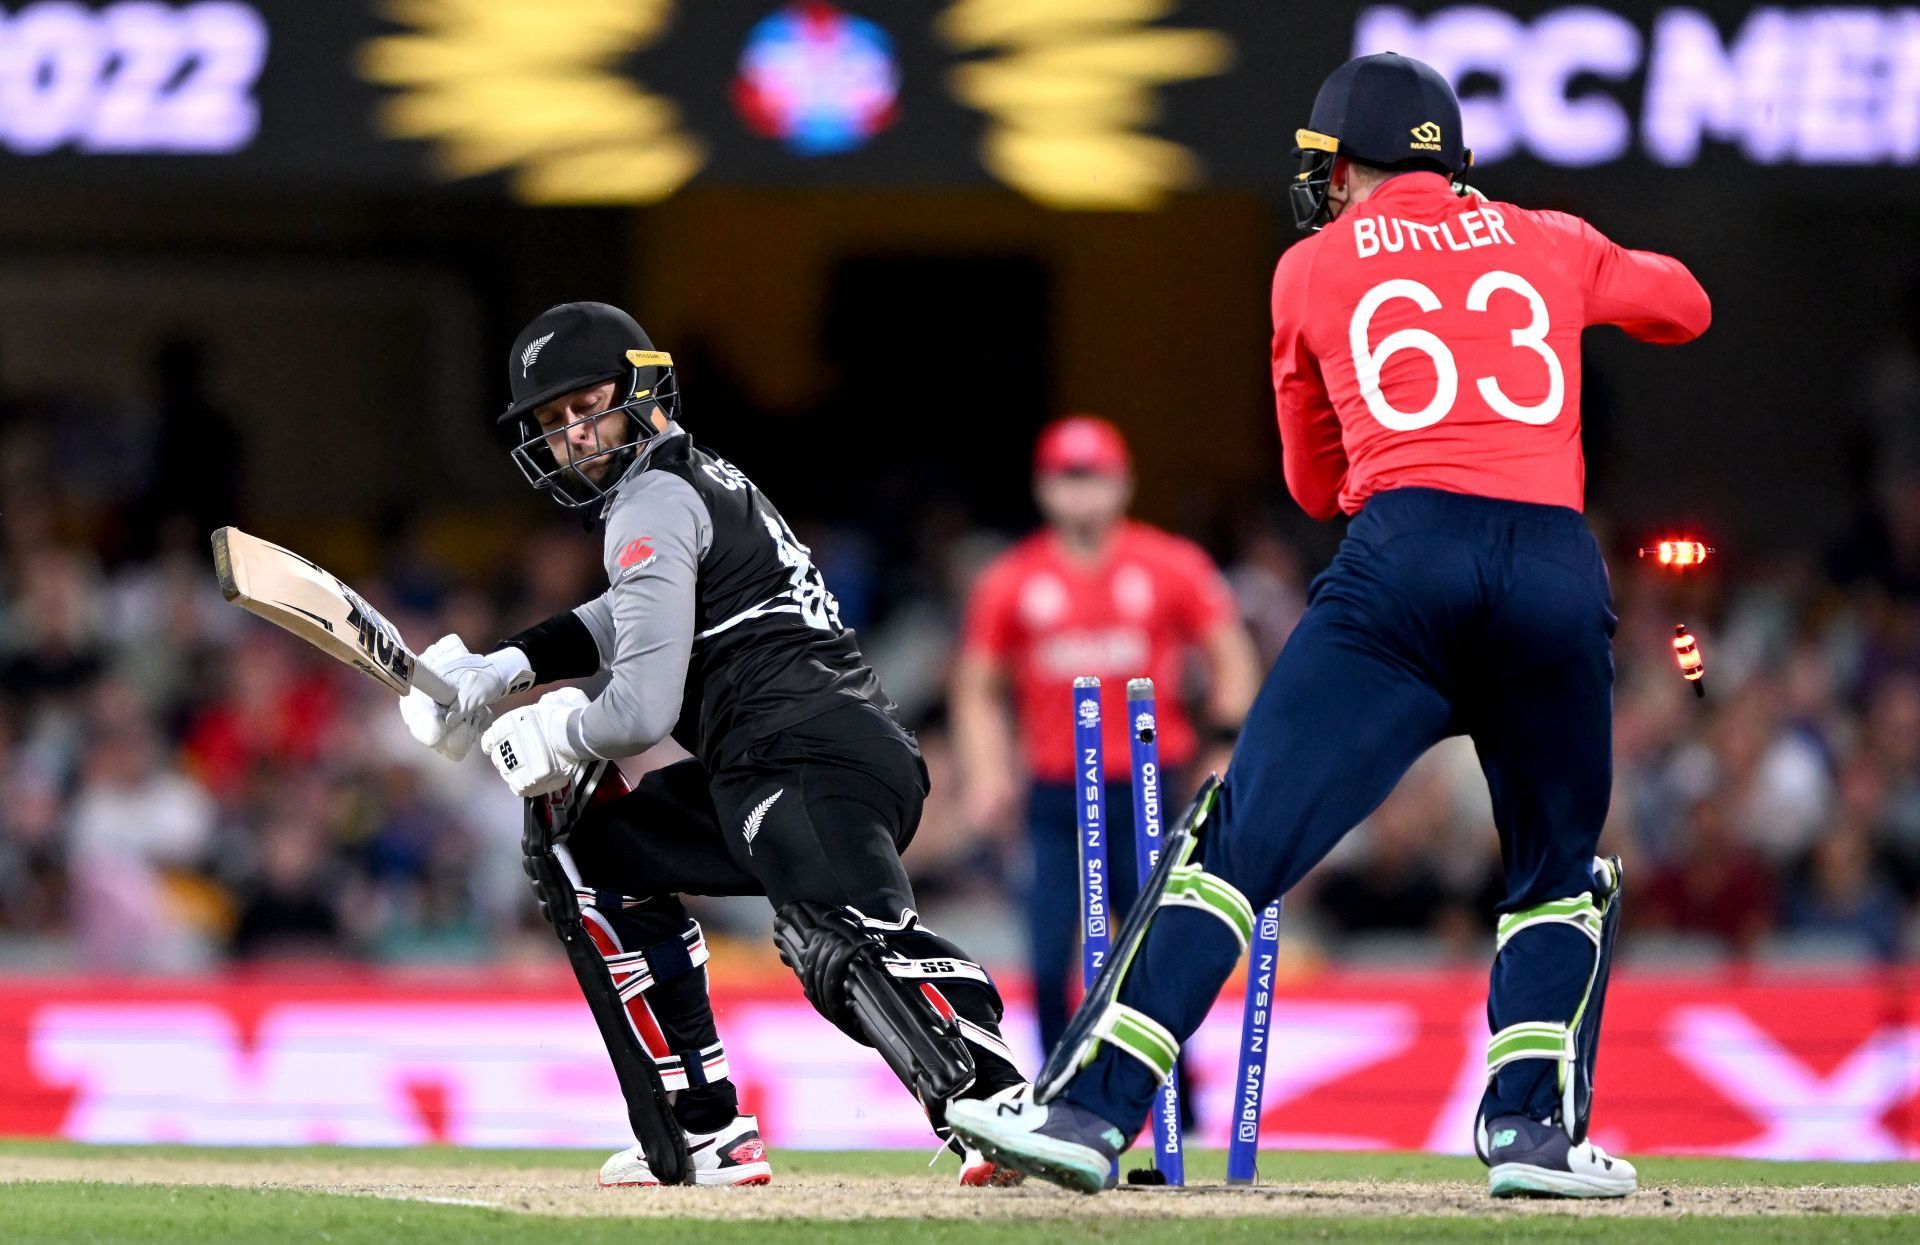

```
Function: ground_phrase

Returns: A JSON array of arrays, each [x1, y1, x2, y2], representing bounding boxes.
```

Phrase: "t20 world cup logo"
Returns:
[[732, 2, 900, 156]]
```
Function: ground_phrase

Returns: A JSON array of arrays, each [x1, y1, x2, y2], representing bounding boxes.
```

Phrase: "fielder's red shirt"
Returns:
[[962, 521, 1237, 782], [1272, 173, 1710, 519]]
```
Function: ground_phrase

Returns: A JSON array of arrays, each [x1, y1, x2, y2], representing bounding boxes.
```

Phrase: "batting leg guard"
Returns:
[[1160, 864, 1258, 951], [848, 905, 1027, 1101], [772, 900, 978, 1131], [1036, 776, 1226, 1102], [1075, 867, 1252, 1083], [1479, 856, 1624, 1155], [524, 760, 691, 1184], [576, 891, 730, 1093]]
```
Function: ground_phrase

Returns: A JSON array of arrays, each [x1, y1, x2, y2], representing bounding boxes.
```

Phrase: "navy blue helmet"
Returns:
[[1291, 53, 1473, 232]]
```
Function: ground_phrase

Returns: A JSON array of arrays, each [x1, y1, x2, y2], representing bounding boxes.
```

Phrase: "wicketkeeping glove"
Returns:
[[482, 687, 591, 799]]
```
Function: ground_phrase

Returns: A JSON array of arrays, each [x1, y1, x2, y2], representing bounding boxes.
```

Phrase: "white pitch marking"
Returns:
[[369, 1192, 507, 1210]]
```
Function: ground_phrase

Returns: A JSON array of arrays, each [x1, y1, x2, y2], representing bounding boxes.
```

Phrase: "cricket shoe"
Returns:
[[945, 1094, 1123, 1194], [1484, 1114, 1636, 1199], [599, 1114, 772, 1187], [957, 1143, 1025, 1188], [949, 1083, 1031, 1187]]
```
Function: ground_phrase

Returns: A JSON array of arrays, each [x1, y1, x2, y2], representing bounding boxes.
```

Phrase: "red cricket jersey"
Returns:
[[1271, 173, 1711, 519], [961, 521, 1237, 782]]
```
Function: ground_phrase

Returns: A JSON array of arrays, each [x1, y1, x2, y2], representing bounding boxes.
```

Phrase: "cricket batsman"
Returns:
[[949, 52, 1710, 1196], [400, 301, 1028, 1186]]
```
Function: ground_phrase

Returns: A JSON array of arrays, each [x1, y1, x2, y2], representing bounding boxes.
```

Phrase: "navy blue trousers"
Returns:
[[1063, 488, 1617, 1137]]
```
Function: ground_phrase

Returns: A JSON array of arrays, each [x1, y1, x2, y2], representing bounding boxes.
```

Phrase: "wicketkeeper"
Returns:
[[949, 52, 1710, 1197], [401, 301, 1028, 1187]]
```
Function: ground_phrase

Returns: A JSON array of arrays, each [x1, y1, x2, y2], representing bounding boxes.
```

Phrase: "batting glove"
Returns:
[[398, 634, 527, 762], [399, 684, 491, 762], [419, 633, 535, 718], [482, 687, 591, 799]]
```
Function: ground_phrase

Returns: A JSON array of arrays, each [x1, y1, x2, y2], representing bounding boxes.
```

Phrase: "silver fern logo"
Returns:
[[742, 788, 784, 853], [520, 330, 555, 376]]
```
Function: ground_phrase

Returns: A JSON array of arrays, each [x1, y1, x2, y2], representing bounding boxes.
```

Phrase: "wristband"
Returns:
[[499, 609, 600, 683]]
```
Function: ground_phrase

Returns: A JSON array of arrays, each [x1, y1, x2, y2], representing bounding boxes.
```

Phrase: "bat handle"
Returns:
[[411, 662, 458, 709]]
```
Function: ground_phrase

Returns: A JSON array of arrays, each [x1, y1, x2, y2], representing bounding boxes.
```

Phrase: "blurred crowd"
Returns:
[[1289, 529, 1920, 968], [3, 341, 1920, 974]]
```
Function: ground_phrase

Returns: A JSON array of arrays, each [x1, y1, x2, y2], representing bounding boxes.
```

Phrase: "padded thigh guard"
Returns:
[[773, 901, 978, 1130]]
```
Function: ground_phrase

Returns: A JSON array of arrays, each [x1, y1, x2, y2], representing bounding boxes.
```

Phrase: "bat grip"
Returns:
[[411, 662, 457, 708]]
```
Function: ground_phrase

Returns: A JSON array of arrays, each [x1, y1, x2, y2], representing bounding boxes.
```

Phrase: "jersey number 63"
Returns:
[[1350, 270, 1564, 432]]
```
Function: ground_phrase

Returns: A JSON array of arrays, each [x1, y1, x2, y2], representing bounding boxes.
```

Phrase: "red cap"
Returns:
[[1034, 416, 1131, 478]]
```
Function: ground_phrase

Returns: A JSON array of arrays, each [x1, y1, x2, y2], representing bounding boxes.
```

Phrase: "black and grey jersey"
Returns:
[[567, 429, 898, 768]]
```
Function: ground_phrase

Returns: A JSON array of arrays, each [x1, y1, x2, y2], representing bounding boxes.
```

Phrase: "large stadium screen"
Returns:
[[0, 1, 1912, 205]]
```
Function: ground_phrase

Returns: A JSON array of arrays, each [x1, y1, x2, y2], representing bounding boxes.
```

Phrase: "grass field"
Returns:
[[4, 1141, 1916, 1244]]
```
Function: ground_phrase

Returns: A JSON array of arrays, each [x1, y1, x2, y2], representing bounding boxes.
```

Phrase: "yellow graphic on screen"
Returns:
[[940, 0, 1233, 210], [360, 0, 704, 205]]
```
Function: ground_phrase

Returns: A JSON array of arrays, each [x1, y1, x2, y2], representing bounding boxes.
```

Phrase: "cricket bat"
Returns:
[[210, 526, 454, 706]]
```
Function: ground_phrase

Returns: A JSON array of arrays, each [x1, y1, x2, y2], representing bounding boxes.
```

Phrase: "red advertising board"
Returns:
[[1, 970, 1914, 1158]]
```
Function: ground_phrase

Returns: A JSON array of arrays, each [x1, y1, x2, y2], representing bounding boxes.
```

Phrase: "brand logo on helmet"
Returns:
[[520, 331, 555, 376], [1410, 121, 1443, 151]]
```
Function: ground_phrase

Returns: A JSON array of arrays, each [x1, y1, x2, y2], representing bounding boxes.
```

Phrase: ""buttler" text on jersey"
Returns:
[[1353, 208, 1515, 259]]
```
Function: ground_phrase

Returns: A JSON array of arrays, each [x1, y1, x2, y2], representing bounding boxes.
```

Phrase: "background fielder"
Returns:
[[949, 52, 1711, 1197], [952, 414, 1258, 1063]]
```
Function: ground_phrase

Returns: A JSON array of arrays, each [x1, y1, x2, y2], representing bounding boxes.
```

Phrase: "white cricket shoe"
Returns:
[[598, 1114, 772, 1188], [1484, 1114, 1636, 1199]]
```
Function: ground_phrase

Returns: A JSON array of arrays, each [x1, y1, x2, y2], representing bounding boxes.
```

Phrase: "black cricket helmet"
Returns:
[[499, 301, 681, 511], [1291, 52, 1473, 232]]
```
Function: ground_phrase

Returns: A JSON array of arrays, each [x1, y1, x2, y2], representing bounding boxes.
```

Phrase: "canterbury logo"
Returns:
[[617, 537, 655, 569], [1410, 121, 1443, 147], [520, 331, 555, 376], [742, 789, 784, 852]]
